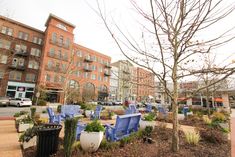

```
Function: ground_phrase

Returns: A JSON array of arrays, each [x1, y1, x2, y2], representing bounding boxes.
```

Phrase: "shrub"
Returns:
[[14, 112, 21, 117], [200, 128, 227, 144], [120, 136, 132, 147], [202, 115, 212, 125], [143, 113, 156, 121], [19, 111, 29, 115], [185, 131, 200, 145], [19, 126, 37, 142], [212, 112, 226, 122], [99, 139, 120, 150], [221, 127, 230, 133], [143, 126, 153, 137], [42, 110, 47, 114], [64, 117, 79, 157], [37, 99, 47, 106], [57, 105, 61, 113], [84, 120, 105, 132], [30, 107, 36, 119]]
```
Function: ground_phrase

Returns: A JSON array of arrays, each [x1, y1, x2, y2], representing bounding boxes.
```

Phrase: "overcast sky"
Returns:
[[1, 0, 235, 64]]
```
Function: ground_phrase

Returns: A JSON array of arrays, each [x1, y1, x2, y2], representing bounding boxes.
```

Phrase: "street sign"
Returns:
[[36, 92, 40, 98]]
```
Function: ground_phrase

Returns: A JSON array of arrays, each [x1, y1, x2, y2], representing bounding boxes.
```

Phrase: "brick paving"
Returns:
[[0, 120, 22, 157]]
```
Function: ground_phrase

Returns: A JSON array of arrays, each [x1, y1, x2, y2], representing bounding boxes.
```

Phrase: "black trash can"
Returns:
[[36, 123, 62, 157]]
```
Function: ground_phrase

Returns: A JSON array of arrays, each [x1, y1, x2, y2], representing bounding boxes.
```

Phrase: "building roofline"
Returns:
[[45, 13, 76, 28], [74, 43, 111, 59], [0, 15, 44, 34]]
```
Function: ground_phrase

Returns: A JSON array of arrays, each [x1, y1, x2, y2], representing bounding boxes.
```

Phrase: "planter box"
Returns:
[[22, 136, 36, 149], [139, 120, 155, 129], [18, 123, 33, 132], [178, 114, 185, 120], [15, 115, 28, 121], [80, 131, 104, 152]]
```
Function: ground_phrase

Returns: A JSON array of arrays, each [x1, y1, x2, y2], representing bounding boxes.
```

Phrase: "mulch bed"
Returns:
[[23, 127, 231, 157]]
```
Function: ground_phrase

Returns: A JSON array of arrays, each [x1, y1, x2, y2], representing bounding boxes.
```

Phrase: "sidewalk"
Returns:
[[231, 109, 235, 157], [0, 120, 22, 157]]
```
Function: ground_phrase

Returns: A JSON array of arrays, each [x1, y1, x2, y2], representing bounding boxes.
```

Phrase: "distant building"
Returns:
[[0, 14, 111, 103], [109, 66, 119, 101]]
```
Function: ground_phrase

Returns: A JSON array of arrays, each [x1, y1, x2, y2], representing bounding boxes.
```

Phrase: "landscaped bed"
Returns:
[[23, 125, 231, 157]]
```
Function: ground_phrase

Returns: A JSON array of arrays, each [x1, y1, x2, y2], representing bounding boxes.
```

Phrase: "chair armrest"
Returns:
[[105, 123, 115, 129]]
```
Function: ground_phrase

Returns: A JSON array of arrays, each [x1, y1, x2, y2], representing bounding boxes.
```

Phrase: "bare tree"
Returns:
[[93, 0, 235, 152]]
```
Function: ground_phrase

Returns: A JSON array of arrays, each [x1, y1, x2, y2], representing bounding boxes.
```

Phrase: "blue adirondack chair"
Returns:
[[146, 104, 152, 113], [61, 105, 82, 118], [125, 104, 138, 114], [157, 105, 168, 117], [76, 122, 87, 140], [90, 105, 102, 119], [47, 107, 62, 124], [105, 113, 141, 141]]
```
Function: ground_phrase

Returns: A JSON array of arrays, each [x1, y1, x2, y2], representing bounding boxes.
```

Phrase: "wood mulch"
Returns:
[[23, 126, 231, 157]]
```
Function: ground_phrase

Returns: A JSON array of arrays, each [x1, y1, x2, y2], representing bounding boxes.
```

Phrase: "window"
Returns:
[[1, 26, 13, 36], [58, 35, 63, 45], [47, 60, 54, 69], [98, 75, 102, 81], [58, 50, 62, 59], [52, 32, 57, 43], [73, 70, 80, 77], [69, 80, 79, 88], [45, 74, 50, 82], [54, 75, 59, 82], [76, 61, 81, 67], [104, 76, 108, 82], [61, 63, 67, 72], [30, 48, 41, 57], [0, 55, 8, 64], [18, 31, 29, 40], [49, 48, 55, 57], [33, 37, 43, 45], [9, 71, 22, 80], [65, 38, 70, 47], [64, 52, 68, 60], [98, 67, 103, 73], [91, 74, 96, 80], [59, 76, 65, 82], [15, 44, 27, 52], [55, 62, 60, 71], [0, 39, 11, 49], [91, 65, 96, 71], [28, 60, 39, 69], [26, 73, 36, 82], [93, 56, 97, 62], [12, 58, 24, 66], [0, 70, 4, 78], [84, 72, 89, 78], [76, 51, 82, 57]]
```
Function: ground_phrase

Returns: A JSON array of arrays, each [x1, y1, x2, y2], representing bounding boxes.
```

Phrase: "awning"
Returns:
[[214, 98, 223, 102], [178, 97, 187, 101]]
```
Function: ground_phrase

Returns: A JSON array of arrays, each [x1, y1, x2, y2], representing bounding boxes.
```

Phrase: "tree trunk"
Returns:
[[172, 64, 179, 152]]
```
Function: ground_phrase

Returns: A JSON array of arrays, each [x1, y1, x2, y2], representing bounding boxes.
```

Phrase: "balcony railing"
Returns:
[[104, 71, 111, 76], [8, 64, 25, 71], [104, 63, 112, 68], [14, 50, 28, 57], [84, 56, 93, 62], [47, 52, 68, 61]]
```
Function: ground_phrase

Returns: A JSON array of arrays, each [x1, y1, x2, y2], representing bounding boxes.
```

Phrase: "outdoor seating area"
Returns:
[[6, 103, 234, 157]]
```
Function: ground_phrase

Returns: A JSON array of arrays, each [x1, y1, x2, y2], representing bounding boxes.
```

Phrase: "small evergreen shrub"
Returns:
[[19, 111, 29, 115], [200, 128, 226, 144], [221, 127, 230, 133], [14, 112, 21, 117], [185, 131, 200, 145], [57, 105, 61, 113], [202, 115, 212, 125], [99, 139, 120, 150], [38, 99, 47, 106], [30, 107, 36, 119], [64, 117, 79, 157], [42, 110, 47, 114], [143, 126, 153, 137], [84, 120, 105, 132]]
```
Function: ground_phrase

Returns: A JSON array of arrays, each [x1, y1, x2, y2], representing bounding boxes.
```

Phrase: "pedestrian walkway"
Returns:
[[0, 120, 22, 157], [231, 109, 235, 157], [156, 121, 195, 133]]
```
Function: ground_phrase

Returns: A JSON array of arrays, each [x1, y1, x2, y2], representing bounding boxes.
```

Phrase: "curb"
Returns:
[[0, 117, 15, 120]]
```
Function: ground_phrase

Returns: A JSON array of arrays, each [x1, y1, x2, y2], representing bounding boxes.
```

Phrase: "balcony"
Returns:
[[8, 64, 25, 71], [47, 52, 68, 61], [84, 56, 93, 62], [104, 71, 111, 76], [84, 66, 92, 72], [105, 63, 112, 68], [123, 68, 130, 74], [14, 50, 28, 57]]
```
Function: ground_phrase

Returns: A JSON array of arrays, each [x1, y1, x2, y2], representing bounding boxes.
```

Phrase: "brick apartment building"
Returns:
[[133, 67, 155, 101], [0, 14, 111, 103]]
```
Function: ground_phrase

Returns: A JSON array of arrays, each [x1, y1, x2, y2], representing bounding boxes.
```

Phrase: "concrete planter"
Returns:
[[80, 131, 104, 152], [139, 120, 155, 129], [22, 136, 36, 149], [18, 123, 33, 132], [178, 114, 185, 120]]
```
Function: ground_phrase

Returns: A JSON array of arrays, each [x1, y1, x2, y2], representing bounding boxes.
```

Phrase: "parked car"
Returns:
[[0, 97, 10, 107], [112, 100, 122, 106], [10, 98, 32, 107]]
